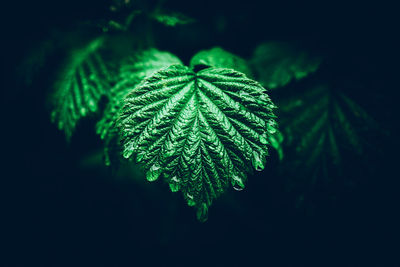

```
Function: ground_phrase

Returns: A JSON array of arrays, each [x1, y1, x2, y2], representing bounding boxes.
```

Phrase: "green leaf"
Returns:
[[275, 84, 387, 186], [96, 49, 182, 166], [51, 37, 113, 140], [150, 9, 195, 27], [190, 47, 254, 78], [251, 42, 321, 89], [118, 64, 277, 221]]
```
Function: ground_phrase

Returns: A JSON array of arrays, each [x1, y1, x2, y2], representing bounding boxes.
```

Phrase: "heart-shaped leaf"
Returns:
[[118, 64, 277, 221]]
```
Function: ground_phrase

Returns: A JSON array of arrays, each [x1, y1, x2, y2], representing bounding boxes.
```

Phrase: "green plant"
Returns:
[[23, 1, 388, 222]]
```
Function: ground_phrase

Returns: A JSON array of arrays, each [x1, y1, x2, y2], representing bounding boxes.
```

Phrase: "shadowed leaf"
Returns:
[[251, 42, 321, 89], [190, 47, 253, 78], [50, 37, 114, 140], [151, 9, 195, 27], [275, 84, 389, 190]]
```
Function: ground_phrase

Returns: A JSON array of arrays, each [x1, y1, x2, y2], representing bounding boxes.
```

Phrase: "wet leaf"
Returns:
[[118, 64, 277, 221], [96, 49, 182, 166]]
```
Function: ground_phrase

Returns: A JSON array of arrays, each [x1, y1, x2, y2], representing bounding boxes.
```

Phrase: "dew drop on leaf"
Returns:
[[146, 163, 162, 182], [123, 149, 133, 159], [118, 65, 277, 221], [169, 176, 180, 192], [231, 172, 245, 191], [233, 185, 244, 191]]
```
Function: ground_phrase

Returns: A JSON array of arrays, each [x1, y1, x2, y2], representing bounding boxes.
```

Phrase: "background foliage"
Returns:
[[2, 0, 399, 266]]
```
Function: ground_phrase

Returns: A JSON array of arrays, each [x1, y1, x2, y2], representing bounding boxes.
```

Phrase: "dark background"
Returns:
[[2, 0, 399, 266]]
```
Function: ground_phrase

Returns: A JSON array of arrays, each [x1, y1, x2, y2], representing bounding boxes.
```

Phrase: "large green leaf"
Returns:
[[251, 42, 321, 89], [51, 37, 113, 140], [96, 49, 182, 166], [190, 47, 253, 78], [118, 64, 277, 221]]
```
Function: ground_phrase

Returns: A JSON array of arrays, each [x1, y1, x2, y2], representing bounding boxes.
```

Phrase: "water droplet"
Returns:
[[123, 149, 133, 159], [146, 163, 162, 182], [169, 176, 180, 192], [252, 151, 265, 171], [196, 203, 208, 223], [231, 173, 245, 191], [233, 185, 244, 191]]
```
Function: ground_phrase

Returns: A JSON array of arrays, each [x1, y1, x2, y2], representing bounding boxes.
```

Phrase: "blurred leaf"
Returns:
[[275, 84, 389, 190], [251, 42, 321, 89], [118, 65, 277, 221], [105, 10, 143, 32], [190, 47, 254, 78], [150, 9, 195, 27], [51, 37, 114, 140]]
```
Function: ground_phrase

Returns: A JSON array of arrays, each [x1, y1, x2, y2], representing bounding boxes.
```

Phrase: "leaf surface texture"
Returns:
[[118, 65, 277, 221], [96, 49, 182, 166]]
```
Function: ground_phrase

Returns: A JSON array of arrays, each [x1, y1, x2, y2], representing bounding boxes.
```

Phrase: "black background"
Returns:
[[2, 0, 399, 266]]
